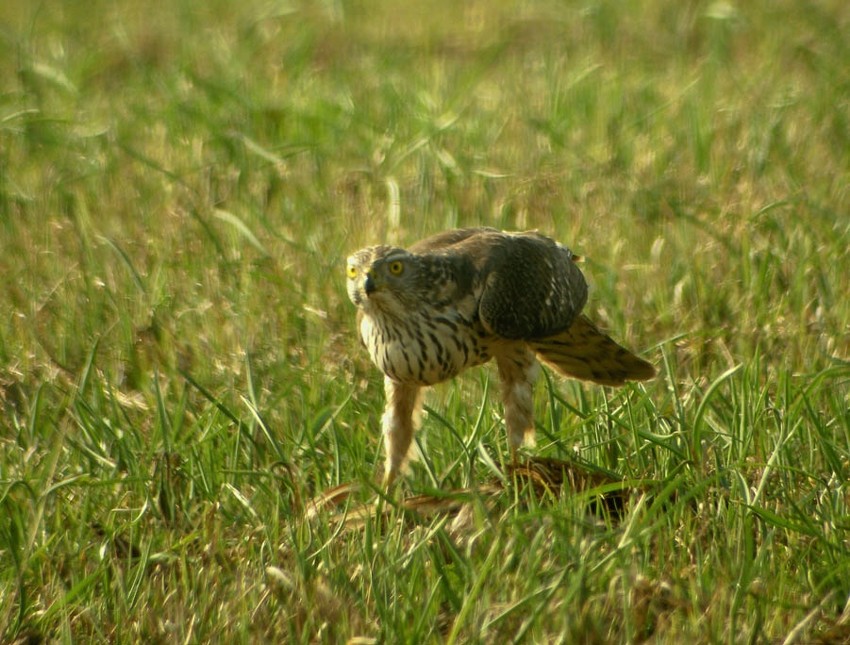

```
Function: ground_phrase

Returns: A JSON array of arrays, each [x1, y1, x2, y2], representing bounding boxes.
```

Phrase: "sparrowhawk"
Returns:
[[346, 227, 654, 485]]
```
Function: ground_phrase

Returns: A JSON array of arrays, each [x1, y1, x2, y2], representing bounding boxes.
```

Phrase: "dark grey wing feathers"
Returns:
[[477, 232, 588, 339], [408, 227, 499, 254]]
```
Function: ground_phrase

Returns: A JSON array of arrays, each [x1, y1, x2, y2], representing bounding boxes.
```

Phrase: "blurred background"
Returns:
[[2, 0, 846, 393]]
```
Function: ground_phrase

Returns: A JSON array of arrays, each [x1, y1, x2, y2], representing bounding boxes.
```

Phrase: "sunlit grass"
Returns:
[[1, 0, 849, 641]]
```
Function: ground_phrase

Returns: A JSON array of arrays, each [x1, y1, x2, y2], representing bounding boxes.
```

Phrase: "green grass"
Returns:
[[1, 0, 850, 641]]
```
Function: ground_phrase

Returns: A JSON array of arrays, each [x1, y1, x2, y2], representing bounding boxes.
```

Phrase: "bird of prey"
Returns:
[[345, 227, 654, 486]]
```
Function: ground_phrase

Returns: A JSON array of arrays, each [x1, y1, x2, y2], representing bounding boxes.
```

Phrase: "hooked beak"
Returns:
[[364, 273, 377, 295]]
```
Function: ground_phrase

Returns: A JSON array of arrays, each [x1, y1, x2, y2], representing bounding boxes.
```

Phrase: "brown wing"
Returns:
[[477, 231, 588, 339], [407, 227, 500, 255]]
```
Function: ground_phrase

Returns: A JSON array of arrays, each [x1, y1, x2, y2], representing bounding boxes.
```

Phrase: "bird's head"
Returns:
[[346, 245, 424, 316]]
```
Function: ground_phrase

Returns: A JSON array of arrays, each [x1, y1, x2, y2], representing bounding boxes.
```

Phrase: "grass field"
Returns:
[[1, 0, 849, 642]]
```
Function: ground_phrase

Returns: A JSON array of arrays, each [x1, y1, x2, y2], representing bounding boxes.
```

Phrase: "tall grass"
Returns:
[[1, 0, 849, 641]]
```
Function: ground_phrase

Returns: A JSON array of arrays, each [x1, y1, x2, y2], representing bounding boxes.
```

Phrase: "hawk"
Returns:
[[346, 227, 654, 486]]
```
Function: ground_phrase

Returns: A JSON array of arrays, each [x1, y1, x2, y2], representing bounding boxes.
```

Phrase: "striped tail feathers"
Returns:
[[528, 315, 655, 386]]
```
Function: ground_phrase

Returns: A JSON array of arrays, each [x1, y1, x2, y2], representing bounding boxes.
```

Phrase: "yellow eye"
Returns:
[[346, 264, 357, 279], [388, 260, 404, 276]]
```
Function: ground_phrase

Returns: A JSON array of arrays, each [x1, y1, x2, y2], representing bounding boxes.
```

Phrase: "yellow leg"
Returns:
[[380, 378, 423, 488], [496, 349, 539, 457], [381, 467, 398, 491]]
